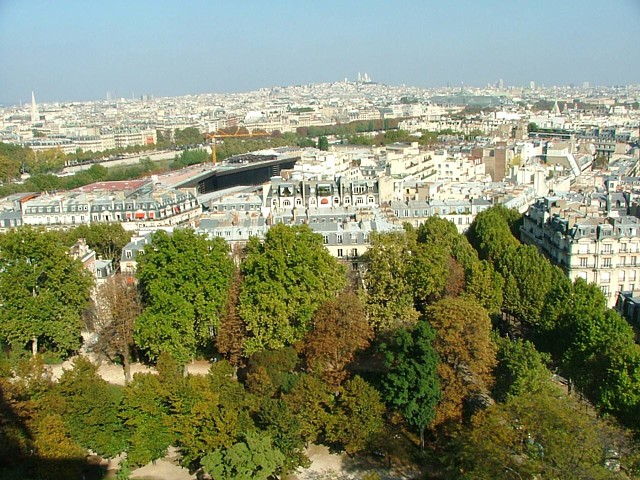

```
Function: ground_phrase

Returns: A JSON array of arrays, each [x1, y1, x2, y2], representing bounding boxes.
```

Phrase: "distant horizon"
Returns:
[[3, 79, 639, 109], [1, 0, 639, 106]]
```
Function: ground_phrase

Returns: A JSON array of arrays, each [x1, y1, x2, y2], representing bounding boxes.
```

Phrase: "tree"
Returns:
[[31, 413, 87, 480], [55, 357, 127, 458], [317, 136, 329, 151], [283, 374, 334, 444], [493, 338, 552, 402], [416, 216, 504, 314], [64, 223, 132, 265], [247, 346, 299, 394], [95, 274, 141, 383], [454, 390, 635, 480], [380, 321, 440, 449], [466, 206, 520, 263], [407, 242, 449, 310], [172, 375, 247, 469], [173, 127, 203, 146], [201, 431, 285, 480], [304, 291, 373, 388], [239, 224, 346, 354], [498, 245, 555, 327], [425, 297, 497, 428], [216, 270, 247, 367], [362, 231, 419, 330], [0, 227, 93, 356], [120, 372, 174, 467], [257, 398, 309, 475], [326, 376, 386, 454], [135, 229, 234, 364]]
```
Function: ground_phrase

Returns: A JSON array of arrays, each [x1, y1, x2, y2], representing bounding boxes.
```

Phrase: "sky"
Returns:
[[0, 0, 639, 105]]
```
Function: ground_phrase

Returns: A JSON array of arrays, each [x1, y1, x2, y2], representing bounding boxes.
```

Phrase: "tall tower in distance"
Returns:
[[30, 91, 39, 123]]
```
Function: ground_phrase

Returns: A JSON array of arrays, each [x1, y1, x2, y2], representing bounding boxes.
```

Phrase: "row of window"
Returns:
[[323, 234, 368, 245], [600, 270, 637, 282], [601, 285, 634, 298], [275, 196, 376, 207], [579, 256, 639, 267], [578, 243, 640, 254]]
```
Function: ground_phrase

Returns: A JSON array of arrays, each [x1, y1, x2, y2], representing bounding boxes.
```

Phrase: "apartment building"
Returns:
[[521, 194, 640, 307], [21, 181, 199, 230]]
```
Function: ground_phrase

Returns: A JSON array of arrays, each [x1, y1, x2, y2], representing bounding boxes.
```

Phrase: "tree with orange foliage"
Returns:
[[304, 291, 373, 389], [426, 297, 497, 429]]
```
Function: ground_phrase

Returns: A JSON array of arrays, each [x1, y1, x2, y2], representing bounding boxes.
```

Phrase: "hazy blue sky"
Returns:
[[1, 0, 638, 104]]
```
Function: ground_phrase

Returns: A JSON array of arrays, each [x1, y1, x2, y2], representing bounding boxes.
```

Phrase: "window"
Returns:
[[601, 272, 611, 282], [620, 256, 626, 266], [337, 234, 343, 244], [621, 243, 628, 252], [632, 256, 637, 266], [337, 248, 343, 257], [579, 257, 588, 267], [125, 250, 132, 259], [323, 235, 328, 245], [603, 244, 612, 254], [603, 258, 612, 268], [351, 248, 358, 257], [601, 285, 610, 297], [619, 271, 626, 281]]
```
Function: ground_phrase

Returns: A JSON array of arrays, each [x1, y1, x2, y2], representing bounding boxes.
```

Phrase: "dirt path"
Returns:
[[47, 356, 212, 385]]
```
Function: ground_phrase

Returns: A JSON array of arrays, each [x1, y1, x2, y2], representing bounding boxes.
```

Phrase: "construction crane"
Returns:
[[205, 128, 271, 164]]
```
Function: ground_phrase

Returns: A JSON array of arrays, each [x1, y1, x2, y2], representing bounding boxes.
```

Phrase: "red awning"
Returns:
[[134, 212, 145, 219]]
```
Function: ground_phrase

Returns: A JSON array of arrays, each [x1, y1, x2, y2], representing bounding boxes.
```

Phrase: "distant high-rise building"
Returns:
[[498, 78, 504, 89], [582, 81, 590, 89], [30, 91, 39, 123], [529, 81, 536, 90]]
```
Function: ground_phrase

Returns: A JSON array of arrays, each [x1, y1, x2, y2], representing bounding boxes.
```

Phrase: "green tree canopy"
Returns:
[[493, 337, 552, 402], [0, 227, 93, 356], [466, 206, 521, 263], [362, 231, 420, 330], [326, 376, 386, 454], [62, 223, 132, 264], [454, 389, 634, 480], [55, 357, 127, 458], [239, 224, 346, 354], [380, 320, 440, 448], [135, 229, 234, 364], [201, 431, 286, 480], [119, 372, 174, 467]]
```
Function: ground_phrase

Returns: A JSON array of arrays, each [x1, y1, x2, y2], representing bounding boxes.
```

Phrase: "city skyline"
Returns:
[[1, 0, 639, 105]]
